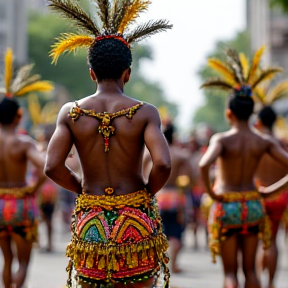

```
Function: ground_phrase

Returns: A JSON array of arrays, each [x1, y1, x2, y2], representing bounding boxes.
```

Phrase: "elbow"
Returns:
[[44, 163, 58, 179], [154, 159, 171, 174]]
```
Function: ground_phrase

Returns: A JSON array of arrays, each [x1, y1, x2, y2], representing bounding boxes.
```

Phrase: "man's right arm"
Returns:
[[44, 104, 82, 194], [144, 105, 171, 195]]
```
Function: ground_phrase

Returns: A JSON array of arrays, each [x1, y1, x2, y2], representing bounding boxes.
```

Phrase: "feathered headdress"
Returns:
[[201, 46, 283, 96], [48, 0, 172, 63], [2, 48, 53, 98], [254, 80, 288, 105], [28, 94, 59, 125]]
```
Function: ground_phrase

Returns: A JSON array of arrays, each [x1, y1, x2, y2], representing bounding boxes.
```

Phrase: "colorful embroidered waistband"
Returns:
[[76, 189, 151, 211], [220, 190, 260, 203], [0, 185, 36, 198]]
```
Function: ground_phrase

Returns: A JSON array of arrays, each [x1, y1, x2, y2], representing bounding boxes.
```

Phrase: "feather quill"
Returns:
[[118, 0, 151, 34], [4, 48, 13, 93], [201, 78, 234, 91], [247, 45, 265, 84], [266, 81, 288, 104], [251, 68, 283, 89], [50, 33, 94, 64], [15, 81, 53, 97], [48, 0, 100, 35], [207, 59, 235, 85], [126, 19, 172, 43], [239, 53, 250, 82]]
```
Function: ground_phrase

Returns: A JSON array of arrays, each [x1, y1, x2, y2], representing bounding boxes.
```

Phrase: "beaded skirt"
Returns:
[[208, 191, 271, 263], [66, 189, 170, 287], [0, 185, 39, 242]]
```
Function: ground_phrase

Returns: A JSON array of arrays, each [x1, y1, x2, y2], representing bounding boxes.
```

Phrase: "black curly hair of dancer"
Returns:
[[88, 38, 132, 82], [163, 123, 174, 144], [258, 106, 277, 130], [0, 97, 20, 125], [228, 86, 254, 120]]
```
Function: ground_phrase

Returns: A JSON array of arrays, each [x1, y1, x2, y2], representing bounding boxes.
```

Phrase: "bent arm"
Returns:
[[44, 104, 82, 193], [199, 134, 223, 200], [144, 106, 171, 195]]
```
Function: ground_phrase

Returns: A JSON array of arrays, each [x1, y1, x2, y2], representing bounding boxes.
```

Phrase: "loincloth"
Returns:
[[208, 191, 271, 263], [0, 185, 39, 242], [264, 189, 288, 235], [67, 189, 170, 287]]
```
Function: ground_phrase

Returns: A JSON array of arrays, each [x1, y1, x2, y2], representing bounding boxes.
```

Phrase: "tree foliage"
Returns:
[[193, 31, 251, 132], [27, 11, 177, 116], [270, 0, 288, 13]]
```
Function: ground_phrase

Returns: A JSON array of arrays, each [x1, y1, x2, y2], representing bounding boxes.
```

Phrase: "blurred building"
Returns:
[[28, 0, 47, 11], [0, 0, 28, 64], [247, 0, 288, 72]]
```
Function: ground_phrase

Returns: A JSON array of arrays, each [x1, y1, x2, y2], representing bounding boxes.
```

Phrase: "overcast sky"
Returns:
[[137, 0, 246, 131]]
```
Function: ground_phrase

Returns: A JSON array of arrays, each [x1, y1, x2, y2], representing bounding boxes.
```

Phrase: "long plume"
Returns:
[[15, 81, 53, 97], [207, 59, 236, 85], [126, 19, 172, 43], [247, 45, 265, 84], [201, 78, 234, 91], [95, 0, 110, 29], [239, 53, 250, 82], [266, 80, 288, 104], [48, 0, 100, 35], [4, 48, 13, 93], [251, 68, 283, 88], [118, 0, 151, 34], [50, 33, 94, 64]]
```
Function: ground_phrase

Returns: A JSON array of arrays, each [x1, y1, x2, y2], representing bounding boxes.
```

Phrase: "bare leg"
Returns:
[[193, 207, 200, 250], [0, 234, 13, 288], [220, 233, 238, 288], [261, 220, 280, 288], [11, 233, 33, 288], [42, 216, 53, 252], [169, 237, 182, 273], [240, 233, 260, 288]]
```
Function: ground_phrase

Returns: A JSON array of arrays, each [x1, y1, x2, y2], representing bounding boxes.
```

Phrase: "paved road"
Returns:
[[1, 213, 288, 288]]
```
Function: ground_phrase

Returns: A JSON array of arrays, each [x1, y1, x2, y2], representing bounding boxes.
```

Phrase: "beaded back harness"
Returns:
[[69, 101, 143, 153]]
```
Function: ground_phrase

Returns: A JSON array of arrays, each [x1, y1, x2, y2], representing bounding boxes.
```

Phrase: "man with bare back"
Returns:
[[254, 106, 288, 288], [199, 86, 288, 288], [0, 97, 45, 288], [45, 1, 172, 287]]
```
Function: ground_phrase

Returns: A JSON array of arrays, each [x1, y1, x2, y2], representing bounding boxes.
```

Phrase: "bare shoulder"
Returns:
[[15, 134, 37, 150], [57, 102, 75, 124], [138, 103, 161, 123], [209, 132, 226, 144]]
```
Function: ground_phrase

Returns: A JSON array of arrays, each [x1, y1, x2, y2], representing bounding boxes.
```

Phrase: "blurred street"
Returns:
[[1, 210, 286, 288]]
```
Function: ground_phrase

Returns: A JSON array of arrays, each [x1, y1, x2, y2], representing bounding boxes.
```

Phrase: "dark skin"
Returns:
[[199, 109, 288, 288], [45, 68, 171, 288], [0, 112, 45, 288], [254, 119, 288, 288]]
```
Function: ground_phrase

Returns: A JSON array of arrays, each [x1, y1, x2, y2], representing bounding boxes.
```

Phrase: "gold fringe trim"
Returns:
[[66, 233, 168, 272], [221, 191, 260, 203], [0, 185, 36, 198], [76, 190, 151, 211]]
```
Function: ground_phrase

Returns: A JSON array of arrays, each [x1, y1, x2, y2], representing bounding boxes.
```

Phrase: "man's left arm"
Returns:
[[44, 104, 82, 194]]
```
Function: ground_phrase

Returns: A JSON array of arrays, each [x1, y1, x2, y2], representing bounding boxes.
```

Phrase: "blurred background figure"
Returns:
[[144, 121, 192, 273]]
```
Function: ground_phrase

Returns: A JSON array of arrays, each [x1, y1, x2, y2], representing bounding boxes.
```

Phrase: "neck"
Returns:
[[231, 120, 250, 130], [96, 80, 124, 94], [0, 124, 17, 134], [258, 126, 273, 135]]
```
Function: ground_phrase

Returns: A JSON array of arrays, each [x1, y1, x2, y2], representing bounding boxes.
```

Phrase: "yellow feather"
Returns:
[[41, 102, 59, 124], [239, 53, 250, 81], [28, 95, 42, 125], [247, 45, 265, 85], [253, 87, 266, 104], [207, 59, 235, 85], [118, 0, 151, 34], [50, 33, 94, 64], [15, 81, 53, 97], [4, 48, 13, 93], [266, 81, 288, 104]]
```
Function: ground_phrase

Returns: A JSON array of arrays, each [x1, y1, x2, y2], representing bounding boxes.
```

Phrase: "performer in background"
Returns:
[[254, 84, 288, 288], [0, 48, 52, 288], [45, 1, 172, 287], [200, 47, 288, 288]]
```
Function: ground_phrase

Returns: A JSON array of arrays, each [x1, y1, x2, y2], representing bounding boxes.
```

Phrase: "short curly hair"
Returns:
[[258, 106, 277, 129], [87, 38, 132, 82], [0, 97, 20, 125]]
